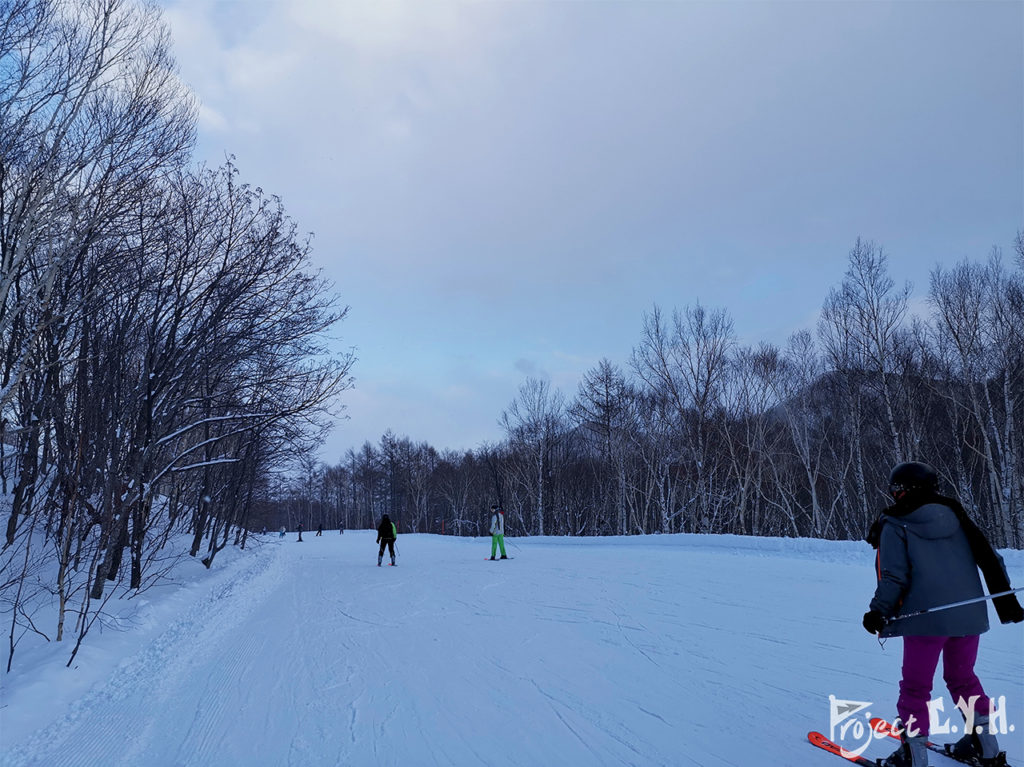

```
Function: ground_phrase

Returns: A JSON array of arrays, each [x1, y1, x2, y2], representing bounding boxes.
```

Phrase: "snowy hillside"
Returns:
[[1, 532, 1022, 767]]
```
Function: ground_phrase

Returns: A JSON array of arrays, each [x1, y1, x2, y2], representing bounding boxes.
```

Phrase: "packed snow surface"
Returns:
[[1, 531, 1022, 766]]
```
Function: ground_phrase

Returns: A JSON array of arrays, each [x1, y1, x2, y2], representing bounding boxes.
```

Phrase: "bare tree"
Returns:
[[632, 303, 734, 530], [570, 359, 636, 535], [1, 0, 194, 544], [501, 377, 565, 536], [821, 240, 911, 466], [928, 252, 1023, 546]]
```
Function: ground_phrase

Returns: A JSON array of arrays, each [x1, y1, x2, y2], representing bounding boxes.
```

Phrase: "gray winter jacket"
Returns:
[[490, 513, 504, 536], [870, 501, 989, 638]]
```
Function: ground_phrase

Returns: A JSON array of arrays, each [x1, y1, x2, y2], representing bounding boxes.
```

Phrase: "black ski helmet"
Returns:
[[888, 461, 938, 497]]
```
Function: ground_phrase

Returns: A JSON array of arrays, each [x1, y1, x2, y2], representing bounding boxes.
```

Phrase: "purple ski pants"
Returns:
[[897, 634, 990, 736]]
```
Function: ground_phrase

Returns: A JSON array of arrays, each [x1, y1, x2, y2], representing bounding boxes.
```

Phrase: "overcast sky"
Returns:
[[160, 0, 1023, 463]]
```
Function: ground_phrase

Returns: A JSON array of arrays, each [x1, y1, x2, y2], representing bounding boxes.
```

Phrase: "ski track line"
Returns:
[[1, 545, 287, 767], [160, 580, 284, 765], [609, 607, 662, 669], [529, 679, 660, 767], [163, 620, 266, 766], [636, 705, 670, 726], [282, 573, 340, 767], [439, 699, 490, 767], [532, 681, 603, 764]]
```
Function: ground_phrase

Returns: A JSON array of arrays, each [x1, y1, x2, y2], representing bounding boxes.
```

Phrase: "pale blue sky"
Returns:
[[162, 0, 1023, 461]]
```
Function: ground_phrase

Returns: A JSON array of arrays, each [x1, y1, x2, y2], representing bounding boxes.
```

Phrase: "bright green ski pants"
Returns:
[[490, 534, 507, 558]]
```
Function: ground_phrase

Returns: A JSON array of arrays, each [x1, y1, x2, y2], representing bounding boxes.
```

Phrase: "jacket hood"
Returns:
[[887, 501, 961, 540]]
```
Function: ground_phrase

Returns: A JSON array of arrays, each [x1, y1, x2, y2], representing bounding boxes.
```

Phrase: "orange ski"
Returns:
[[808, 731, 877, 765]]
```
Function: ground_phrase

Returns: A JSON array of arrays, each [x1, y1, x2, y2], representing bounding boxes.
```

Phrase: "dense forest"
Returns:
[[273, 239, 1024, 552]]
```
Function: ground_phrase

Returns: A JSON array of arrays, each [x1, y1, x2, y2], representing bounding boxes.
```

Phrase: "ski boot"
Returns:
[[390, 555, 396, 566], [500, 555, 508, 559], [947, 714, 1007, 766], [878, 733, 929, 767], [377, 554, 382, 567]]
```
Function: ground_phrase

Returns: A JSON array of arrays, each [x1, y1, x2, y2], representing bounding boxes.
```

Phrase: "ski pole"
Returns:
[[887, 587, 1024, 623]]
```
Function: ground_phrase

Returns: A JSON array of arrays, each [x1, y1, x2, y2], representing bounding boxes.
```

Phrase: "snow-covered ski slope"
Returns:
[[2, 531, 1022, 767]]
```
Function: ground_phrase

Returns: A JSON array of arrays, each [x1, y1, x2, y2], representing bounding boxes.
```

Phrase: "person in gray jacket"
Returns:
[[489, 505, 508, 560], [863, 461, 1023, 767]]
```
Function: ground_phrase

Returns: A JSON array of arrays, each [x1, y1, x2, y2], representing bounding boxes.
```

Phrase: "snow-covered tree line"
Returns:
[[1, 0, 353, 669], [284, 238, 1023, 550]]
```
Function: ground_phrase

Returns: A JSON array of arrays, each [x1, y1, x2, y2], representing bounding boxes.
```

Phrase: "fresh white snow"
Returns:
[[1, 531, 1022, 767]]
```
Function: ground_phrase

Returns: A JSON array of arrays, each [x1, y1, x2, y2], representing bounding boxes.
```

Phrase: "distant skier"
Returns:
[[339, 523, 344, 535], [862, 461, 1023, 767], [297, 523, 303, 542], [316, 522, 323, 537], [376, 514, 397, 566], [279, 526, 285, 538], [489, 505, 507, 560]]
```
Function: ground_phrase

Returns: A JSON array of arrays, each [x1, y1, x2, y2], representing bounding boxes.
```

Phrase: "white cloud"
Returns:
[[154, 0, 1023, 458], [382, 117, 413, 142], [285, 0, 478, 56], [221, 45, 299, 94], [196, 102, 228, 132]]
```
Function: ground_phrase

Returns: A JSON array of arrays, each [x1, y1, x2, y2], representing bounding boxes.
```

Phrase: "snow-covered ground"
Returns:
[[1, 531, 1022, 767]]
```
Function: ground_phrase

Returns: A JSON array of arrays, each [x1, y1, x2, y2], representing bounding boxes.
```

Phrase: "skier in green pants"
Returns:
[[489, 505, 507, 560]]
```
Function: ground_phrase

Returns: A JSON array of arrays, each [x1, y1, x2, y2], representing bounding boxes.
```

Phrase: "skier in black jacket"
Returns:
[[864, 461, 1023, 767], [376, 515, 397, 567]]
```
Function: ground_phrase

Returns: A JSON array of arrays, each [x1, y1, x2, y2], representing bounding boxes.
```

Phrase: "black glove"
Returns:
[[865, 516, 884, 549], [994, 594, 1024, 624], [862, 610, 887, 634]]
